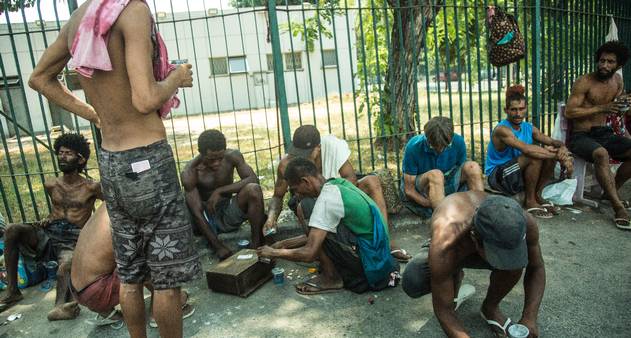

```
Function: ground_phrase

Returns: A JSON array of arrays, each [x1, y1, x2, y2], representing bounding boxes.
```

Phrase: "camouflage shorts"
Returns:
[[99, 140, 200, 290]]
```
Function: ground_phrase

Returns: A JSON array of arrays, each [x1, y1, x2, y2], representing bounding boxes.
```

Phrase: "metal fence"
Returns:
[[1, 0, 630, 223]]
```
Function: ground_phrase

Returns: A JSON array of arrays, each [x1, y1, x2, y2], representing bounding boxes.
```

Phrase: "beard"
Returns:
[[595, 68, 616, 81], [58, 159, 81, 173]]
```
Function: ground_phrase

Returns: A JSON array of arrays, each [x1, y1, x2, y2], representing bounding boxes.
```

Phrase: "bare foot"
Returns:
[[294, 274, 343, 295], [481, 304, 510, 337], [47, 302, 80, 321]]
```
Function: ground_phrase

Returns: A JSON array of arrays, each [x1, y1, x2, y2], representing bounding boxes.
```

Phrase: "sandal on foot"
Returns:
[[614, 217, 631, 230], [85, 309, 122, 326], [541, 201, 561, 215], [480, 311, 512, 337], [527, 207, 554, 219], [390, 249, 412, 263], [294, 275, 343, 295]]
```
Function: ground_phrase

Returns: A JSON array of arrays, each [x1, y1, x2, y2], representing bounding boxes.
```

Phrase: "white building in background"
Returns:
[[0, 5, 358, 135]]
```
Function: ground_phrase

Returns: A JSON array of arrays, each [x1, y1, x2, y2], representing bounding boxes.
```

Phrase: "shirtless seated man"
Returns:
[[565, 41, 631, 229], [182, 129, 266, 260], [402, 192, 545, 337], [0, 133, 102, 320], [263, 125, 411, 262], [70, 204, 193, 330]]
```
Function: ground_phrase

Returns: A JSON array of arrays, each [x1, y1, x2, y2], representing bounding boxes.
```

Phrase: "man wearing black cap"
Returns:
[[402, 192, 545, 337], [263, 125, 411, 262]]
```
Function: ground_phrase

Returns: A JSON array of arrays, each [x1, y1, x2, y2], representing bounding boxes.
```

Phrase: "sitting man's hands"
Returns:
[[256, 245, 276, 259], [206, 190, 222, 215]]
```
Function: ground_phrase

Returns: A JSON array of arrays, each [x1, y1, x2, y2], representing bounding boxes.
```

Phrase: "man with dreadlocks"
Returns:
[[486, 85, 573, 219], [0, 133, 102, 320], [566, 41, 631, 229], [400, 116, 484, 218]]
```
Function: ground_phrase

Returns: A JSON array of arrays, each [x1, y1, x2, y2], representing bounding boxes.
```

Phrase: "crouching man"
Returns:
[[402, 192, 545, 337], [257, 158, 399, 294]]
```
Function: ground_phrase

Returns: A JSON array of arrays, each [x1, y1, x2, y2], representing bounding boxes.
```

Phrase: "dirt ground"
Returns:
[[1, 187, 630, 337]]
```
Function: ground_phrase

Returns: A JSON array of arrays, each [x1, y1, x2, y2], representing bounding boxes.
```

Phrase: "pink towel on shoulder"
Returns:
[[68, 0, 179, 118]]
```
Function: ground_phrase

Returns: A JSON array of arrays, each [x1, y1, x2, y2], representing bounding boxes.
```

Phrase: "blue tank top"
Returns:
[[485, 119, 533, 175]]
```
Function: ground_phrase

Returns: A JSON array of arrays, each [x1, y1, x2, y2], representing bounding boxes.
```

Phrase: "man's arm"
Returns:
[[519, 215, 546, 336], [429, 242, 470, 338], [117, 2, 192, 114], [565, 76, 619, 119], [92, 181, 104, 201], [338, 160, 358, 185], [28, 25, 100, 126], [264, 159, 289, 231], [257, 228, 328, 262], [180, 165, 212, 231], [494, 126, 557, 160], [213, 151, 258, 196], [403, 173, 431, 208]]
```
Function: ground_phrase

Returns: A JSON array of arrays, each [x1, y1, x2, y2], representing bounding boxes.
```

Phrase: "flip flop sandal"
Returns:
[[600, 197, 631, 210], [541, 202, 561, 215], [85, 309, 121, 326], [613, 218, 631, 230], [480, 311, 512, 337], [0, 294, 24, 312], [454, 284, 476, 311], [526, 207, 554, 219], [390, 249, 411, 263]]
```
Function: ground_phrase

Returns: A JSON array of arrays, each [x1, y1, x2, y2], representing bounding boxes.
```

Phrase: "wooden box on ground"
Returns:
[[205, 249, 273, 297]]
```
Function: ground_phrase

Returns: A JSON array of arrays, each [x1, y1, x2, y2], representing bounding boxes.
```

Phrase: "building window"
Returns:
[[284, 52, 302, 71], [228, 56, 248, 74], [266, 54, 275, 72], [322, 49, 338, 67], [210, 57, 228, 76]]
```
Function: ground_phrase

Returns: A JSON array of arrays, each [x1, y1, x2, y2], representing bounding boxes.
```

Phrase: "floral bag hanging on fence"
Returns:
[[487, 6, 525, 67]]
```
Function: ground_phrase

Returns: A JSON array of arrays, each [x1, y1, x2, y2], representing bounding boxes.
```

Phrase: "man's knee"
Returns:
[[242, 183, 263, 200], [462, 161, 482, 177], [592, 147, 610, 165], [426, 169, 445, 185]]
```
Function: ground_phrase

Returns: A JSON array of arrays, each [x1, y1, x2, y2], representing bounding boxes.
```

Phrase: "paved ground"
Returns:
[[1, 189, 631, 337]]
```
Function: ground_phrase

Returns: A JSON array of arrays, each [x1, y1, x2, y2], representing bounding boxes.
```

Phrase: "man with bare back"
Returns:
[[182, 129, 266, 260], [0, 133, 101, 320], [565, 41, 631, 229], [29, 1, 199, 337]]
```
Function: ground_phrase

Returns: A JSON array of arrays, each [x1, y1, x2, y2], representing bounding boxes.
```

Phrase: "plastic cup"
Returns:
[[271, 267, 284, 285], [237, 239, 250, 250], [507, 324, 529, 338], [45, 261, 58, 281]]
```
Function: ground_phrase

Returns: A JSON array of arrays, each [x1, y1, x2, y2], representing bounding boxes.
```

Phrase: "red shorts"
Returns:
[[70, 272, 120, 314]]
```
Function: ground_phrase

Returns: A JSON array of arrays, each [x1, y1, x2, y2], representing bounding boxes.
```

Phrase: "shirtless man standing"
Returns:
[[402, 192, 546, 337], [565, 41, 631, 229], [182, 129, 266, 260], [0, 133, 101, 320], [29, 1, 199, 337]]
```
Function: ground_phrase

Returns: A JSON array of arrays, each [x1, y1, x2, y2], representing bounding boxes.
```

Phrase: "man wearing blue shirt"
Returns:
[[401, 117, 483, 217]]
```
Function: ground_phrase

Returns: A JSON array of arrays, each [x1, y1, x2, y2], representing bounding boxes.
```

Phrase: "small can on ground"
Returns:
[[271, 267, 285, 285], [507, 324, 529, 338], [45, 261, 58, 281], [237, 239, 250, 250]]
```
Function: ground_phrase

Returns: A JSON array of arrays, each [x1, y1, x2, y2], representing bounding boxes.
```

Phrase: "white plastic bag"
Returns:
[[542, 178, 577, 206]]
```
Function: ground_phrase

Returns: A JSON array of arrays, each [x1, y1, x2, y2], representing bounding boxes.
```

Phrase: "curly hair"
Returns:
[[53, 133, 90, 172], [505, 84, 526, 107], [595, 40, 630, 67], [198, 129, 226, 154]]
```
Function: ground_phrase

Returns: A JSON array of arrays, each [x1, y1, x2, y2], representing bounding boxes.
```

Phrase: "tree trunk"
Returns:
[[383, 0, 442, 147]]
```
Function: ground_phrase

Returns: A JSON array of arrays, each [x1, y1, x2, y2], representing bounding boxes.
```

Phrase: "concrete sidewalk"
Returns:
[[1, 191, 630, 337]]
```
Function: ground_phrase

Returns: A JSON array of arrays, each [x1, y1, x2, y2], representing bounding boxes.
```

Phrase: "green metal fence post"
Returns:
[[268, 0, 292, 151], [531, 0, 541, 128]]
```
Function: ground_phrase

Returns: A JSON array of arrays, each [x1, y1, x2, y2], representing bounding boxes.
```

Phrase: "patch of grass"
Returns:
[[0, 89, 559, 222]]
